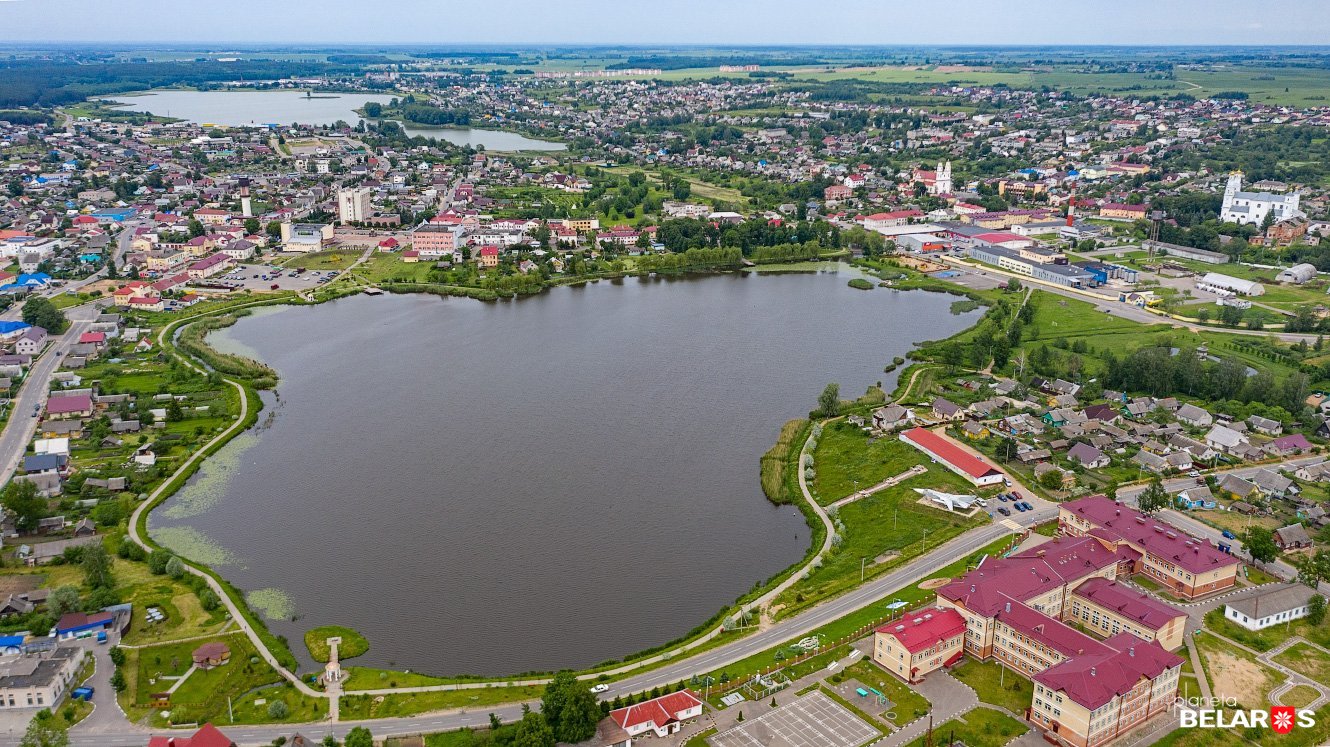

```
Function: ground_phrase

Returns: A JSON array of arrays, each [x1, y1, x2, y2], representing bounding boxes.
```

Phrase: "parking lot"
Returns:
[[208, 262, 340, 292], [709, 691, 879, 747]]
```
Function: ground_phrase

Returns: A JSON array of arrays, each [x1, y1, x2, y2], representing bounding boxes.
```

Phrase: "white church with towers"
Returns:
[[1220, 171, 1302, 226]]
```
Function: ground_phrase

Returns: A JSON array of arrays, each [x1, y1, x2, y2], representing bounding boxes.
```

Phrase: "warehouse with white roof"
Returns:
[[1197, 272, 1264, 296]]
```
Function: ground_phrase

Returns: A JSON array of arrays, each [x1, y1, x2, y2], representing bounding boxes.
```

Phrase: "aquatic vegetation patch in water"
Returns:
[[152, 525, 239, 566], [160, 431, 260, 520], [246, 588, 297, 622]]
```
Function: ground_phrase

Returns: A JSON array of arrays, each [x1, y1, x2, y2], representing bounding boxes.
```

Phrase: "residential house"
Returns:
[[1274, 524, 1313, 551], [1203, 424, 1247, 455], [932, 397, 965, 422], [1175, 404, 1213, 429], [872, 405, 915, 432], [1067, 442, 1110, 469], [1247, 415, 1282, 436], [608, 690, 703, 739]]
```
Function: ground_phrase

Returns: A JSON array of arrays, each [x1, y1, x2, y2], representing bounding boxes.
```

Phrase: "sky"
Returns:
[[0, 0, 1327, 46]]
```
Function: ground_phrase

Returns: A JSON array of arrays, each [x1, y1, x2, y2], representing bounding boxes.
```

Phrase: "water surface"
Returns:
[[105, 90, 564, 150], [152, 270, 979, 675]]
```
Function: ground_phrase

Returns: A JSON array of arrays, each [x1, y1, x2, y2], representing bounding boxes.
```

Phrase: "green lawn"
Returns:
[[950, 659, 1032, 714], [812, 423, 931, 505], [699, 534, 1016, 692], [343, 667, 453, 690], [777, 464, 983, 617], [282, 250, 361, 271], [1282, 684, 1321, 709], [1202, 609, 1330, 652], [338, 684, 544, 719], [901, 707, 1028, 747], [1273, 642, 1330, 684], [305, 626, 369, 662]]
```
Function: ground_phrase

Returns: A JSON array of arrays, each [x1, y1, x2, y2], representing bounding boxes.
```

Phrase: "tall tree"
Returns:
[[1136, 479, 1170, 515], [1, 480, 46, 534], [343, 727, 373, 747], [20, 711, 68, 747], [20, 296, 68, 334], [816, 382, 841, 419], [540, 671, 600, 744], [511, 710, 556, 747], [81, 544, 114, 590], [1242, 526, 1279, 566]]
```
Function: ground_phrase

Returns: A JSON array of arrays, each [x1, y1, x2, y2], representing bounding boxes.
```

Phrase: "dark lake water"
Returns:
[[149, 268, 980, 676]]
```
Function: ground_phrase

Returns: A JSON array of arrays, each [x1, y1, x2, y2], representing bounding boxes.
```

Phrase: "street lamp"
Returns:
[[861, 557, 868, 583]]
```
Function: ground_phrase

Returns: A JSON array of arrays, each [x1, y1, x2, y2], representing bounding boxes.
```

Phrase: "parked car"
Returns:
[[997, 507, 1011, 517], [1187, 470, 1201, 478], [1222, 530, 1236, 540]]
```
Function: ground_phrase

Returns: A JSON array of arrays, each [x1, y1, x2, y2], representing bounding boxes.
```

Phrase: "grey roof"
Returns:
[[0, 648, 79, 689], [1226, 584, 1317, 620]]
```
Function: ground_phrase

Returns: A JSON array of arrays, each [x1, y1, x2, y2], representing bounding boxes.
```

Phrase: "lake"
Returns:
[[150, 269, 980, 676], [104, 90, 565, 151]]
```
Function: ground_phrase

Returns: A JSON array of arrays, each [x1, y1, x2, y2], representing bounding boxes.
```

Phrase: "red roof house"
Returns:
[[147, 723, 235, 747], [609, 689, 703, 737]]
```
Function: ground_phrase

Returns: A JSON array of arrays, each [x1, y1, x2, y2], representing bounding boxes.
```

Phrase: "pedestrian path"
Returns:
[[828, 465, 928, 509]]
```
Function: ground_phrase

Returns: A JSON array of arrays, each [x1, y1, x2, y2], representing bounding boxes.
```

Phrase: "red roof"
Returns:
[[478, 246, 500, 256], [900, 428, 1001, 480], [46, 394, 93, 414], [78, 332, 106, 344], [610, 690, 702, 731], [147, 723, 234, 747], [1061, 496, 1238, 575], [975, 232, 1030, 244], [939, 536, 1119, 616], [1034, 635, 1182, 711], [876, 607, 966, 654], [1071, 577, 1184, 631]]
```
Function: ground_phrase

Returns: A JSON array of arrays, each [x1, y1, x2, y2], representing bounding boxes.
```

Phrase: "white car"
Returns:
[[1187, 470, 1201, 478], [589, 684, 610, 694]]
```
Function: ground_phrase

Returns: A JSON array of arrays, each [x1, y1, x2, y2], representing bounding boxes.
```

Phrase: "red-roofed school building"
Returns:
[[1058, 496, 1240, 600], [873, 607, 966, 682]]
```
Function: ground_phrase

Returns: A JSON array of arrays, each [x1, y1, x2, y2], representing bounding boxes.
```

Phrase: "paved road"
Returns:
[[0, 313, 95, 482]]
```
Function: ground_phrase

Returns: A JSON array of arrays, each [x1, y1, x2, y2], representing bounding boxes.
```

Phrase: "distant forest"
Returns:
[[0, 59, 353, 108]]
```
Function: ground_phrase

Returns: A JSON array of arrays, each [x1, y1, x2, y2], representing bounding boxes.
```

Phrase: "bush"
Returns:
[[267, 700, 289, 720]]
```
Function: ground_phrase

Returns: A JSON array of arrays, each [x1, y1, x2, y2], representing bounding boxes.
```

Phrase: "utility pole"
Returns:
[[861, 557, 868, 583]]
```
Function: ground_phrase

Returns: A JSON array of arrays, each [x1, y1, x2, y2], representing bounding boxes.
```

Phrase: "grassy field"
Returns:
[[950, 659, 1033, 715], [343, 667, 453, 691], [901, 707, 1029, 747], [123, 631, 323, 725], [281, 250, 362, 271], [698, 534, 1017, 690], [811, 423, 930, 505], [1282, 684, 1321, 709], [119, 575, 230, 646], [1202, 609, 1330, 652], [777, 459, 983, 617], [1273, 642, 1330, 684], [338, 683, 544, 719], [352, 253, 436, 284]]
